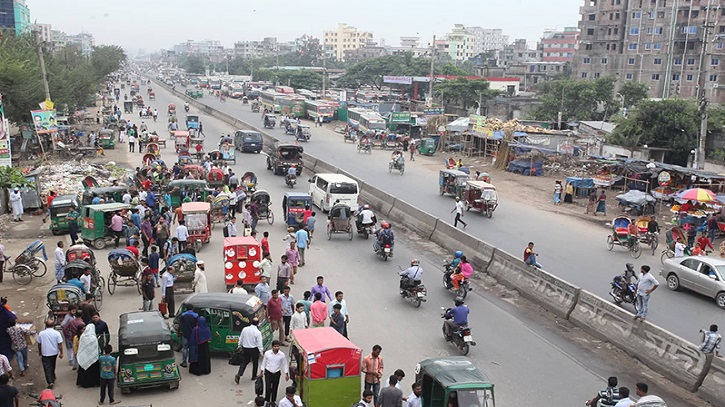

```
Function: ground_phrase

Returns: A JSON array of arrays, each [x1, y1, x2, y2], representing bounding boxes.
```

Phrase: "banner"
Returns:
[[383, 76, 413, 85], [0, 118, 9, 168], [391, 112, 411, 124], [423, 108, 444, 115], [31, 109, 59, 135], [469, 115, 486, 135]]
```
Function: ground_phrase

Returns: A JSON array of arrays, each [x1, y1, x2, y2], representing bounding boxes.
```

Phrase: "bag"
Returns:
[[223, 223, 230, 238], [158, 301, 168, 316], [228, 347, 244, 365], [254, 375, 264, 396]]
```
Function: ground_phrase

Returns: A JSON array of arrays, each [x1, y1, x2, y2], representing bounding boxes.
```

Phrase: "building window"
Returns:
[[673, 74, 681, 81], [587, 28, 595, 36], [658, 11, 665, 18], [615, 12, 620, 19], [691, 10, 699, 18], [612, 43, 617, 50], [632, 11, 642, 19], [630, 27, 640, 35], [614, 27, 619, 35], [589, 14, 596, 20], [653, 43, 662, 50], [581, 72, 588, 78], [594, 73, 601, 78], [651, 74, 660, 80], [628, 58, 636, 65], [583, 57, 591, 64], [686, 74, 694, 81], [718, 42, 725, 50], [687, 58, 696, 65], [628, 43, 638, 50], [601, 58, 608, 64], [683, 26, 698, 34], [712, 58, 720, 66], [654, 58, 662, 65], [626, 73, 634, 80], [644, 43, 651, 50], [647, 27, 653, 35], [655, 27, 663, 35], [609, 12, 614, 20], [585, 44, 593, 50], [710, 74, 718, 82], [674, 58, 682, 65], [720, 26, 725, 34]]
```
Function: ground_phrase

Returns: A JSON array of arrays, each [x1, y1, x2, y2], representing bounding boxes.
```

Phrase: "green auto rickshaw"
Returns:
[[167, 179, 210, 209], [98, 129, 116, 149], [118, 311, 180, 393], [171, 293, 273, 353], [80, 203, 131, 250], [418, 137, 438, 156], [80, 186, 129, 207], [416, 356, 495, 407], [50, 194, 79, 235]]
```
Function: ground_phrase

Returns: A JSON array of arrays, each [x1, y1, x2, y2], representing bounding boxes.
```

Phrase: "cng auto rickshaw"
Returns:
[[124, 101, 134, 114], [223, 236, 262, 289], [98, 129, 115, 149], [118, 311, 180, 393], [165, 253, 197, 294], [81, 186, 128, 206], [167, 179, 210, 208], [182, 202, 211, 252], [263, 114, 276, 129], [174, 130, 191, 152], [462, 181, 498, 218], [46, 283, 84, 327], [172, 293, 273, 353], [80, 203, 131, 249], [291, 327, 361, 407], [49, 194, 79, 235], [283, 192, 312, 228], [186, 115, 200, 132], [439, 169, 470, 198], [418, 137, 437, 156], [416, 356, 495, 407]]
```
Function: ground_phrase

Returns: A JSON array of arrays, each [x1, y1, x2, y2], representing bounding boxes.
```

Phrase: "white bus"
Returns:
[[305, 100, 335, 122], [348, 108, 386, 133], [259, 90, 285, 113]]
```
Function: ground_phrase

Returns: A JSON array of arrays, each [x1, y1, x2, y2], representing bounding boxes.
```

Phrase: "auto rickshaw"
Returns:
[[418, 137, 437, 156], [117, 311, 180, 393], [295, 124, 311, 142], [165, 253, 197, 294], [171, 293, 273, 353], [178, 154, 195, 167], [283, 192, 312, 228], [49, 194, 79, 235], [46, 283, 84, 327], [174, 130, 191, 152], [263, 114, 276, 129], [80, 203, 132, 249], [183, 202, 211, 252], [462, 181, 498, 218], [80, 186, 128, 206], [149, 91, 156, 100], [98, 129, 115, 149], [223, 236, 262, 288], [123, 101, 134, 114], [415, 356, 495, 407], [186, 115, 200, 132], [167, 179, 210, 208], [168, 103, 176, 116], [251, 101, 260, 112], [290, 327, 361, 407], [439, 169, 469, 198]]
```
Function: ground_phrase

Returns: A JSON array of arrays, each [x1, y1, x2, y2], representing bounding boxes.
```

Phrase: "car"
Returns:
[[660, 256, 725, 309], [266, 142, 304, 176], [234, 130, 263, 153]]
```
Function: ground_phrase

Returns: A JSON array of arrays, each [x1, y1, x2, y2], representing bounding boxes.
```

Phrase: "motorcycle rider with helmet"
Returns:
[[356, 204, 377, 232], [286, 164, 297, 185], [374, 221, 394, 256], [184, 102, 190, 112], [399, 259, 423, 292], [443, 297, 469, 339], [444, 251, 464, 286]]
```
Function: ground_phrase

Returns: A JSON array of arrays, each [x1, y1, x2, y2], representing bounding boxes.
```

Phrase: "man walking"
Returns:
[[259, 340, 289, 404], [128, 133, 136, 153], [377, 375, 403, 407], [634, 265, 659, 321], [311, 276, 333, 302], [54, 241, 66, 283], [37, 319, 63, 388], [329, 291, 349, 338], [178, 304, 198, 368], [362, 345, 384, 405], [161, 266, 177, 318], [295, 226, 310, 266], [9, 188, 23, 222], [267, 290, 285, 343], [176, 220, 188, 252], [700, 324, 721, 356], [193, 260, 208, 293], [404, 382, 423, 407], [255, 276, 271, 305], [66, 205, 80, 245], [111, 211, 125, 249], [234, 318, 263, 385], [451, 197, 467, 228], [310, 293, 328, 327], [280, 287, 295, 341], [141, 273, 155, 311]]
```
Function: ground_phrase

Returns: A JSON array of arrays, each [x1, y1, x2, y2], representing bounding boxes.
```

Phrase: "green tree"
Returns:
[[254, 69, 322, 90], [0, 34, 44, 123], [618, 81, 649, 108], [180, 55, 207, 74], [531, 77, 617, 122], [90, 45, 127, 81], [295, 34, 323, 66], [434, 78, 499, 109]]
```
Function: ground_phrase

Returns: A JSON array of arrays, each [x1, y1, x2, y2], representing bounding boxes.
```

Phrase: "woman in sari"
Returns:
[[564, 182, 574, 204], [76, 323, 100, 388], [188, 316, 212, 376]]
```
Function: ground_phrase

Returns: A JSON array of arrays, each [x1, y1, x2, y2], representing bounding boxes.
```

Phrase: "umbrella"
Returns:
[[676, 188, 716, 202]]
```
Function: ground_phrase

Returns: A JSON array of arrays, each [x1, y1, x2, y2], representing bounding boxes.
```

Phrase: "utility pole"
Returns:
[[33, 30, 50, 159], [322, 57, 327, 98], [428, 35, 436, 106], [696, 1, 715, 169]]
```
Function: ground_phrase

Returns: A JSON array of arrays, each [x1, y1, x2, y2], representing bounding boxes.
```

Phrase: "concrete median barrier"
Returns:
[[387, 199, 438, 239], [486, 249, 579, 319], [429, 221, 481, 266], [359, 182, 395, 218], [698, 355, 724, 405], [570, 290, 709, 391]]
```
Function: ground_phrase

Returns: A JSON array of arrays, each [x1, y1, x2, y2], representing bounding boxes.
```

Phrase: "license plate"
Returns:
[[384, 248, 390, 253], [463, 335, 473, 342]]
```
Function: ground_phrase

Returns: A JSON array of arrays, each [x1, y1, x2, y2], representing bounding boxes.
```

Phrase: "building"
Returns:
[[0, 0, 30, 36], [539, 27, 579, 62], [233, 37, 295, 59], [51, 30, 67, 49], [574, 0, 725, 103], [67, 33, 94, 56], [173, 40, 224, 57], [33, 23, 51, 44], [443, 24, 475, 61], [465, 27, 509, 54], [388, 36, 431, 58], [500, 39, 541, 66], [478, 61, 569, 91], [343, 44, 387, 64], [324, 23, 374, 61]]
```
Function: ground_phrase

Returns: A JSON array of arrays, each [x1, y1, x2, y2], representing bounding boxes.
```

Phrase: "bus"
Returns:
[[259, 90, 285, 113], [209, 77, 223, 90], [275, 86, 295, 95], [279, 96, 307, 118], [348, 108, 386, 133], [305, 100, 335, 122]]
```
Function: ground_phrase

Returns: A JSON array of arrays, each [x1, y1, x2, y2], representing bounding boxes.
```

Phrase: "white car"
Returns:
[[660, 256, 725, 309]]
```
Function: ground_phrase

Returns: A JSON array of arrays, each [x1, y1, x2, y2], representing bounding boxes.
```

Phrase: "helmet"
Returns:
[[455, 251, 463, 258], [380, 221, 390, 229], [363, 204, 370, 210], [411, 259, 419, 266], [454, 297, 465, 306]]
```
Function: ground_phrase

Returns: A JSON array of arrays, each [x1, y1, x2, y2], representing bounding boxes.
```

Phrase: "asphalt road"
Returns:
[[47, 82, 698, 407]]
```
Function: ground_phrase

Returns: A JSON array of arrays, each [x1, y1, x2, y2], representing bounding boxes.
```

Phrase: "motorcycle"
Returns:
[[357, 142, 372, 155], [389, 158, 405, 175], [184, 104, 190, 112], [441, 307, 476, 355], [285, 173, 297, 188], [398, 267, 427, 308], [373, 237, 393, 261], [344, 132, 356, 143], [441, 261, 471, 299], [609, 263, 640, 312]]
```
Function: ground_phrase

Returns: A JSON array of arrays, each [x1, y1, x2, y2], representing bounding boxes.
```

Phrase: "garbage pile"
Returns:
[[40, 162, 130, 195], [483, 118, 558, 135]]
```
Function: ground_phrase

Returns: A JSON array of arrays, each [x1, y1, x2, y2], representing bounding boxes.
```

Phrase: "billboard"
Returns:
[[0, 118, 10, 168], [383, 76, 413, 85], [31, 109, 59, 135]]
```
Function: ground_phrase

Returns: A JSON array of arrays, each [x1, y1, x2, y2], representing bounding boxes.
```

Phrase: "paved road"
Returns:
[[169, 86, 725, 345], [52, 81, 698, 407]]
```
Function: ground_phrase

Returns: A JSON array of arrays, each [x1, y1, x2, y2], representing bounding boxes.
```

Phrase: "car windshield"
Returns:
[[330, 182, 357, 194], [714, 265, 725, 277], [244, 134, 262, 141]]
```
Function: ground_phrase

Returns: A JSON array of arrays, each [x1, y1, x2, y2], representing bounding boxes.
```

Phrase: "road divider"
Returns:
[[359, 181, 395, 218], [698, 355, 724, 405]]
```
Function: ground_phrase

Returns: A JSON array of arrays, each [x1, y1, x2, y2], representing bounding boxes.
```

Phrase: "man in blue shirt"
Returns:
[[443, 298, 469, 339], [130, 209, 141, 229], [146, 190, 156, 210], [66, 275, 86, 294], [178, 304, 198, 368], [295, 226, 309, 266]]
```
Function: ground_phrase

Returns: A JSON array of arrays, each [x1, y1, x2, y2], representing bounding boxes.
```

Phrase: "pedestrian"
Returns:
[[393, 369, 405, 392], [329, 291, 349, 338], [0, 351, 11, 381], [329, 304, 345, 335], [76, 323, 100, 388], [280, 287, 295, 341], [128, 133, 136, 153], [176, 220, 189, 252], [553, 180, 562, 205], [586, 191, 597, 214], [362, 345, 384, 405], [230, 279, 249, 295], [99, 344, 120, 405], [149, 245, 160, 287], [700, 324, 721, 356], [155, 218, 170, 258], [66, 205, 80, 245], [318, 115, 324, 127], [226, 217, 238, 237], [249, 200, 260, 231], [595, 190, 607, 216], [9, 188, 23, 222], [255, 276, 272, 304], [141, 273, 155, 311], [404, 382, 423, 407], [409, 142, 415, 161], [111, 211, 125, 250], [277, 255, 292, 290], [451, 197, 467, 228], [306, 212, 317, 240], [285, 242, 300, 284], [161, 266, 177, 318], [193, 260, 208, 293], [261, 231, 271, 256], [189, 316, 212, 376], [198, 121, 204, 136], [258, 340, 289, 404], [564, 182, 574, 204], [290, 302, 308, 331], [54, 241, 65, 283], [377, 375, 403, 407], [634, 265, 659, 321], [310, 293, 327, 327], [523, 242, 542, 268], [0, 373, 19, 407], [279, 385, 303, 407], [234, 318, 263, 385], [91, 312, 111, 349], [311, 276, 333, 302], [267, 290, 285, 343], [178, 304, 199, 368], [613, 387, 631, 407], [357, 390, 375, 407], [37, 318, 63, 388], [61, 306, 82, 369], [6, 319, 33, 377]]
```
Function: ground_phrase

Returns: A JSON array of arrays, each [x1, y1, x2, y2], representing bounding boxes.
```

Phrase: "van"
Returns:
[[234, 130, 263, 153], [308, 173, 359, 212]]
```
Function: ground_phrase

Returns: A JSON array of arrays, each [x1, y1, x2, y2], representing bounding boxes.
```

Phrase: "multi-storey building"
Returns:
[[466, 27, 509, 54], [323, 23, 373, 61], [33, 23, 52, 44], [444, 24, 476, 61], [234, 37, 290, 59], [173, 40, 224, 57], [0, 0, 30, 36], [539, 27, 579, 62], [499, 39, 541, 66], [574, 0, 725, 103]]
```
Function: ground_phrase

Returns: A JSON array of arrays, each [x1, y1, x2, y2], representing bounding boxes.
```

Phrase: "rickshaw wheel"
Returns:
[[400, 166, 405, 175], [268, 212, 275, 225], [31, 258, 48, 277], [367, 148, 371, 155], [630, 241, 642, 259], [606, 235, 614, 251], [195, 240, 202, 253], [12, 265, 33, 285], [327, 225, 332, 241], [93, 238, 106, 250], [459, 343, 470, 356], [94, 276, 105, 311], [136, 272, 143, 295], [649, 238, 658, 255], [108, 273, 117, 295], [348, 228, 353, 241], [660, 249, 674, 265]]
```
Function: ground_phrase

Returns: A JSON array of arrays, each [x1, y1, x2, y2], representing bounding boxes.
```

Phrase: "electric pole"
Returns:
[[322, 56, 327, 98], [34, 31, 51, 101], [428, 35, 436, 106], [696, 2, 715, 169]]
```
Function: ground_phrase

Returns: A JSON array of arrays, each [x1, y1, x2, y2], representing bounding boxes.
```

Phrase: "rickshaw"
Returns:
[[418, 137, 437, 156], [174, 130, 191, 152], [208, 149, 223, 166], [46, 283, 84, 327], [107, 249, 143, 295], [182, 164, 205, 180], [98, 129, 115, 149], [211, 193, 231, 224], [242, 172, 258, 193], [251, 190, 275, 225], [117, 311, 180, 393], [220, 142, 236, 164], [463, 181, 498, 218], [167, 179, 210, 208], [606, 216, 642, 259], [218, 135, 233, 146], [223, 236, 263, 289], [295, 124, 311, 142], [660, 226, 689, 264], [207, 168, 225, 188], [182, 202, 211, 252], [388, 151, 405, 175], [146, 142, 161, 156], [49, 194, 79, 235], [80, 203, 132, 250], [327, 203, 353, 240], [65, 243, 96, 265], [1, 240, 47, 285], [142, 153, 156, 166], [290, 327, 361, 407], [185, 115, 200, 133], [135, 95, 144, 107], [178, 154, 195, 167], [190, 137, 204, 158], [416, 356, 496, 407], [124, 101, 134, 114], [439, 169, 470, 198], [63, 260, 105, 310], [251, 101, 260, 112], [166, 253, 197, 294], [171, 293, 273, 353], [149, 91, 156, 100], [263, 114, 276, 129], [283, 192, 312, 228], [168, 103, 176, 116]]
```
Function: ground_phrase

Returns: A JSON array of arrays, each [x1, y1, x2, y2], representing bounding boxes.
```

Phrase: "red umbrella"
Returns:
[[676, 188, 716, 202]]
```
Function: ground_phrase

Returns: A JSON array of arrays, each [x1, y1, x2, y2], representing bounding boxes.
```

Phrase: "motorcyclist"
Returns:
[[391, 150, 404, 168], [445, 251, 464, 285], [585, 376, 619, 406], [399, 259, 423, 291], [443, 297, 469, 339], [184, 102, 190, 112], [357, 204, 376, 232], [451, 255, 473, 290], [286, 164, 297, 184], [374, 221, 395, 256]]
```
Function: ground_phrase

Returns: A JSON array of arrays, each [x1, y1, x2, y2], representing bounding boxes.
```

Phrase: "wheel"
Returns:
[[266, 159, 272, 170], [30, 258, 47, 277], [716, 292, 725, 309], [94, 283, 105, 311], [93, 238, 106, 250], [666, 273, 680, 291], [348, 229, 353, 241], [169, 381, 180, 390], [442, 273, 450, 289], [457, 284, 469, 300], [459, 343, 470, 356], [630, 241, 642, 259], [363, 229, 369, 239], [268, 212, 275, 225], [606, 235, 614, 251], [661, 249, 674, 265], [120, 387, 131, 395], [12, 265, 33, 285], [327, 225, 332, 241], [136, 270, 143, 295], [108, 273, 117, 295], [400, 166, 405, 175], [414, 297, 422, 308], [486, 207, 493, 219], [367, 148, 371, 155], [389, 163, 393, 173], [195, 240, 202, 253], [382, 253, 388, 261], [319, 200, 327, 213]]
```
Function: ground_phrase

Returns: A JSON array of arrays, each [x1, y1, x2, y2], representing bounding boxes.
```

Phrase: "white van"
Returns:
[[308, 173, 359, 212]]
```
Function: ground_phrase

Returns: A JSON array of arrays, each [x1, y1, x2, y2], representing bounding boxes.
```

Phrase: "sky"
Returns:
[[27, 0, 582, 53]]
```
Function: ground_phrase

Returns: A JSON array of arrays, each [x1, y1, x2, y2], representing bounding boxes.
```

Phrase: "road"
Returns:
[[47, 81, 698, 407], [169, 85, 725, 345]]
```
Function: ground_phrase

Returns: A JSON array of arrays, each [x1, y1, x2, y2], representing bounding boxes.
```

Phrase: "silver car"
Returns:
[[660, 256, 725, 309]]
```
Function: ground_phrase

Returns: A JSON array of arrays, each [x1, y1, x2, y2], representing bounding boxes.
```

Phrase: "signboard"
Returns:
[[383, 76, 413, 85], [658, 171, 671, 186], [423, 108, 444, 115], [390, 112, 411, 124], [30, 109, 59, 135], [469, 115, 486, 135], [0, 118, 9, 168]]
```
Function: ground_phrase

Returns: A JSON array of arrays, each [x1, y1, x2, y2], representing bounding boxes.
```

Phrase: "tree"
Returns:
[[434, 78, 499, 109], [530, 77, 617, 122], [180, 55, 207, 74], [90, 45, 126, 81], [0, 34, 44, 123], [254, 69, 322, 90], [294, 34, 323, 66], [618, 81, 649, 108]]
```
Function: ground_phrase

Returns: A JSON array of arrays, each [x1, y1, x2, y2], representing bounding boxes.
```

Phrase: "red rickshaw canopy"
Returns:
[[291, 327, 362, 379]]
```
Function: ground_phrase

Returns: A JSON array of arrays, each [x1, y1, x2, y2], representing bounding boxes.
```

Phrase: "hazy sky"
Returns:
[[28, 0, 582, 52]]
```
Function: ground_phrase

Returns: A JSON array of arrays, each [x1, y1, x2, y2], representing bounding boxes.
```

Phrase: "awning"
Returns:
[[446, 117, 469, 132]]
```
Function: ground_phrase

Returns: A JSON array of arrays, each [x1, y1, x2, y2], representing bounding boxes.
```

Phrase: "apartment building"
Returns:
[[539, 27, 579, 62], [233, 37, 295, 59], [323, 23, 374, 61], [466, 27, 509, 53], [444, 24, 476, 61]]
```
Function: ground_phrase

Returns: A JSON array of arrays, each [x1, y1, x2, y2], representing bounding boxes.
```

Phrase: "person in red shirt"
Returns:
[[302, 205, 312, 224], [43, 191, 57, 223], [261, 231, 270, 256], [266, 290, 285, 343], [697, 233, 714, 252], [125, 240, 140, 258], [141, 179, 152, 191]]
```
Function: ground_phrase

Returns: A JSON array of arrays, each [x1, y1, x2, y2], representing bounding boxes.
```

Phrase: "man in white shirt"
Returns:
[[278, 386, 303, 407], [451, 197, 467, 228], [674, 241, 686, 257], [359, 205, 376, 228], [176, 220, 189, 252], [632, 383, 665, 406], [634, 265, 659, 321], [290, 303, 308, 331], [37, 319, 63, 388], [192, 260, 208, 293], [234, 318, 263, 384], [122, 192, 132, 205], [329, 291, 349, 338], [80, 267, 92, 299], [258, 340, 289, 404], [613, 387, 632, 407], [404, 382, 423, 407], [227, 218, 238, 237], [54, 241, 66, 283], [230, 279, 249, 295]]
